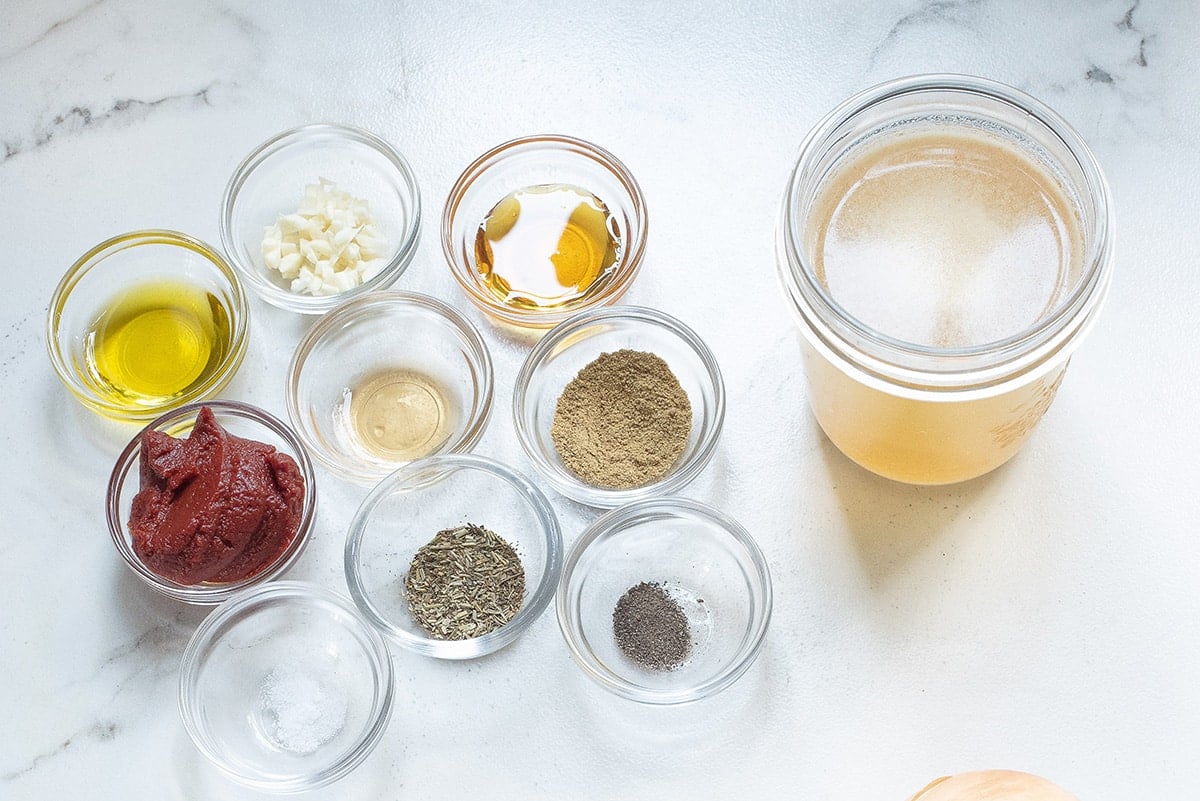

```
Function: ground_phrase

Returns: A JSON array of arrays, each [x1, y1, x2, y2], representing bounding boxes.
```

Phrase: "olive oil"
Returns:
[[474, 183, 620, 309], [348, 368, 455, 460], [84, 280, 232, 404]]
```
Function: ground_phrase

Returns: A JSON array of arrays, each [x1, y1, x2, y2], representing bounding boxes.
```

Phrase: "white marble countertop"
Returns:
[[3, 1, 1197, 798]]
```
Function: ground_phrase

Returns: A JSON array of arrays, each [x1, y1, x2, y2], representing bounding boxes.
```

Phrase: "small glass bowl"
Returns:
[[557, 497, 773, 705], [512, 305, 725, 507], [179, 581, 395, 792], [286, 291, 494, 486], [221, 123, 422, 314], [47, 230, 250, 422], [344, 454, 563, 660], [441, 134, 648, 329], [106, 400, 317, 605]]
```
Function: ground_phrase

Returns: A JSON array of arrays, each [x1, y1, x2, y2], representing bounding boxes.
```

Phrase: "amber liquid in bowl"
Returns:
[[474, 183, 619, 311]]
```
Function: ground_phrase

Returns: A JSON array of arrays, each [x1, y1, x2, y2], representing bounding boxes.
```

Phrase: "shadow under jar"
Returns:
[[777, 74, 1114, 485]]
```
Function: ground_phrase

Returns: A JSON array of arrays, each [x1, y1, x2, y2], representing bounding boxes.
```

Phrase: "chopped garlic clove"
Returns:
[[261, 179, 390, 296]]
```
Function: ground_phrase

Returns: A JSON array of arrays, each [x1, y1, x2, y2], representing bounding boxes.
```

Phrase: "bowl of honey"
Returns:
[[441, 134, 648, 329], [47, 230, 250, 422]]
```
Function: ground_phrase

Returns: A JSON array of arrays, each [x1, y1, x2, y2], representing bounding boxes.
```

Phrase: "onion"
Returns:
[[907, 770, 1081, 801]]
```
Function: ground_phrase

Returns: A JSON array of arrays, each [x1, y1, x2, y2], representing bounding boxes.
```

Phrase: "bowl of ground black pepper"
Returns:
[[556, 497, 772, 704], [512, 306, 725, 508], [344, 453, 563, 659]]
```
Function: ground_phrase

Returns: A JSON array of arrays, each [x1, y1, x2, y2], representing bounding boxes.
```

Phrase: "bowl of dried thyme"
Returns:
[[557, 497, 772, 704], [512, 305, 726, 508], [344, 453, 563, 659]]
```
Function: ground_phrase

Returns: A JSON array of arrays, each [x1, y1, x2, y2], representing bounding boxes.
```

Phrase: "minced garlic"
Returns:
[[262, 179, 387, 296]]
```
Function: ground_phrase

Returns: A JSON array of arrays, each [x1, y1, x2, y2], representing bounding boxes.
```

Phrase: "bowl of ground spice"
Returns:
[[557, 497, 772, 704], [344, 453, 563, 659], [512, 305, 725, 507]]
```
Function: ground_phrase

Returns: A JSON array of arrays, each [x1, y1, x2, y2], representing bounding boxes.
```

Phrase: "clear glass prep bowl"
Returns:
[[512, 305, 725, 508], [557, 497, 773, 704], [221, 123, 422, 314], [344, 453, 562, 660], [286, 291, 494, 486], [47, 229, 249, 422], [441, 134, 647, 329], [178, 581, 394, 791], [106, 400, 317, 604]]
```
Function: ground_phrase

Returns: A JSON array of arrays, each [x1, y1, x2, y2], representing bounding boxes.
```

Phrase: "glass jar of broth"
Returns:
[[777, 74, 1114, 484]]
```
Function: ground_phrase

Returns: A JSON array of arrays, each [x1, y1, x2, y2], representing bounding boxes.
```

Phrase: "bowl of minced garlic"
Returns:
[[513, 305, 725, 508], [220, 123, 422, 314]]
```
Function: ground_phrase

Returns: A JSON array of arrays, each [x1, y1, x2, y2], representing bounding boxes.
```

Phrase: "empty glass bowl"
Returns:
[[441, 134, 648, 328], [512, 305, 725, 507], [344, 454, 563, 659], [106, 400, 316, 604], [47, 230, 249, 422], [286, 291, 494, 485], [179, 581, 394, 791], [221, 123, 422, 314], [557, 497, 773, 704]]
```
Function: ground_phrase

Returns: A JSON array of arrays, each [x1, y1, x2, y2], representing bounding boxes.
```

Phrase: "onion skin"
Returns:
[[907, 770, 1082, 801]]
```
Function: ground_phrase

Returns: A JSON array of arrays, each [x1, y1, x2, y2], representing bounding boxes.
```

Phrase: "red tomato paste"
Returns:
[[130, 406, 305, 584]]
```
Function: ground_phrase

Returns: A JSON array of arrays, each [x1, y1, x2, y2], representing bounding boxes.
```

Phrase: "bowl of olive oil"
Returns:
[[441, 134, 648, 329], [48, 230, 250, 422]]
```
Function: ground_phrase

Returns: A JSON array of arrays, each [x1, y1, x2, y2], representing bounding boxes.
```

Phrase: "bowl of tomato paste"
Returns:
[[106, 400, 317, 604]]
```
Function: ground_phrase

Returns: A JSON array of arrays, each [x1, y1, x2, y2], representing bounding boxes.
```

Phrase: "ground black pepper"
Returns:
[[612, 581, 691, 671]]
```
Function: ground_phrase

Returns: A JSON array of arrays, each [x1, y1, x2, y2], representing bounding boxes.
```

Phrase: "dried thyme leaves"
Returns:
[[612, 581, 691, 671], [405, 523, 526, 640]]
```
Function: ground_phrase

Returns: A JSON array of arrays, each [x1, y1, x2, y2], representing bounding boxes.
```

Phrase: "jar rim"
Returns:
[[777, 73, 1114, 392]]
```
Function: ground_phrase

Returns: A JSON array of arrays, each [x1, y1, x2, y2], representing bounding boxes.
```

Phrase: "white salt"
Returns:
[[258, 664, 348, 755]]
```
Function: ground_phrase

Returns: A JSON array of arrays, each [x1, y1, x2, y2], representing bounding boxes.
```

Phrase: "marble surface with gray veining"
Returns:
[[2, 1, 1197, 798]]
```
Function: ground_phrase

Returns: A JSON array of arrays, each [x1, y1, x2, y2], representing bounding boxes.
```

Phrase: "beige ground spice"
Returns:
[[550, 349, 692, 489]]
